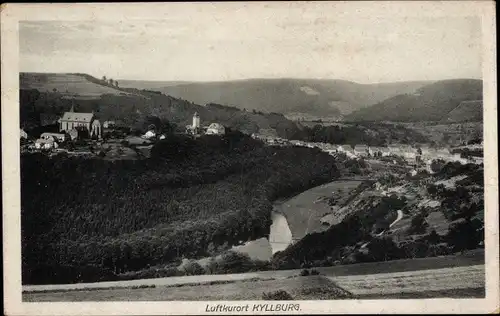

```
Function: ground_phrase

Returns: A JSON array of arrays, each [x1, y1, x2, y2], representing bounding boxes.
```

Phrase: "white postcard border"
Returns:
[[2, 2, 498, 315]]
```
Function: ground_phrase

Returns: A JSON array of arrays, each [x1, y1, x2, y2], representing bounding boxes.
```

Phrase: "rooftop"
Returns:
[[60, 112, 94, 122]]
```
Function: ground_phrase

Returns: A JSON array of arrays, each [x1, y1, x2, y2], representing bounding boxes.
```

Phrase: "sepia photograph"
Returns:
[[2, 1, 498, 315]]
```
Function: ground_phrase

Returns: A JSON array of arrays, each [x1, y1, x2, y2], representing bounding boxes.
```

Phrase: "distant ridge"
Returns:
[[119, 78, 433, 118], [345, 79, 483, 122]]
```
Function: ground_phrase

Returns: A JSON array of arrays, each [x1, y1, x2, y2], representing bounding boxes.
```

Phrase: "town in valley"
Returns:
[[17, 8, 487, 302]]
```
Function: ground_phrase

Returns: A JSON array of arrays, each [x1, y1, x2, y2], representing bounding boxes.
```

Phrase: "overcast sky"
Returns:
[[19, 3, 483, 83]]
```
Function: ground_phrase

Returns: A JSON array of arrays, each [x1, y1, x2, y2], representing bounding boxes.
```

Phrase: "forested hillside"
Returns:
[[346, 79, 483, 122], [21, 132, 340, 285], [20, 73, 301, 137], [119, 78, 431, 117], [443, 100, 483, 123]]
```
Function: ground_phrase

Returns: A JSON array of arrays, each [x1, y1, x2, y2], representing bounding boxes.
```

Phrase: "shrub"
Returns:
[[408, 211, 428, 234], [181, 261, 205, 276], [366, 237, 403, 262], [426, 243, 453, 257], [420, 230, 441, 244], [262, 290, 294, 300], [300, 269, 310, 276], [445, 219, 482, 252], [310, 269, 320, 275], [430, 159, 446, 173]]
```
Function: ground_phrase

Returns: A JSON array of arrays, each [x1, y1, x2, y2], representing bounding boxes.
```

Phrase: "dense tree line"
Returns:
[[21, 133, 340, 284]]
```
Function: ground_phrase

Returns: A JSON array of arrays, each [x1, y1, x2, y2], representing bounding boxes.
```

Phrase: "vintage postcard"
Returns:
[[2, 1, 498, 315]]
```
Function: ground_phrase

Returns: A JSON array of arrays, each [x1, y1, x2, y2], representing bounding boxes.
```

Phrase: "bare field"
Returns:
[[23, 276, 351, 301], [20, 73, 130, 98], [23, 251, 484, 301], [328, 264, 484, 297], [23, 265, 484, 301]]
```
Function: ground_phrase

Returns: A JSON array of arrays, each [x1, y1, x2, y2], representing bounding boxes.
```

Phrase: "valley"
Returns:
[[18, 71, 485, 301]]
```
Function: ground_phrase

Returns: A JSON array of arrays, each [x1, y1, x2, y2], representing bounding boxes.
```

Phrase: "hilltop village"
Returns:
[[20, 109, 227, 159]]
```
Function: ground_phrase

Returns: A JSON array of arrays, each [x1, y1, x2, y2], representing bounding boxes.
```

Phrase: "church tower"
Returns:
[[192, 112, 200, 129]]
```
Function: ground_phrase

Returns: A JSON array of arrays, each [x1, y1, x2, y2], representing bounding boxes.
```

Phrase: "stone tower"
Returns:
[[192, 112, 200, 129]]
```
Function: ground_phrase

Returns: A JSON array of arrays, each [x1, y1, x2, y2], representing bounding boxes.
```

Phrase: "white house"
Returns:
[[337, 144, 354, 154], [401, 147, 417, 160], [354, 145, 369, 157], [35, 138, 58, 150], [337, 144, 357, 158], [142, 130, 156, 139], [103, 121, 116, 128], [379, 147, 391, 157], [41, 132, 66, 143], [206, 123, 225, 135], [387, 145, 402, 155]]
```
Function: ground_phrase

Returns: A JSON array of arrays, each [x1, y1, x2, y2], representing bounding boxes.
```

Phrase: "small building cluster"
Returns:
[[23, 106, 105, 152], [186, 112, 226, 136]]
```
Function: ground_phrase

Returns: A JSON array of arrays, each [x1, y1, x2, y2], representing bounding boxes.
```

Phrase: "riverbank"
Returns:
[[232, 178, 368, 261], [277, 179, 366, 240]]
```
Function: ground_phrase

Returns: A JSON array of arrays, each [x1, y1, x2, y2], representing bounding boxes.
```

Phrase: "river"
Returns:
[[231, 211, 293, 261], [232, 179, 365, 261]]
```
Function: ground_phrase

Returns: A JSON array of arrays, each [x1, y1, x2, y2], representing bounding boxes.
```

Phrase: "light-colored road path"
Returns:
[[389, 209, 404, 228], [23, 251, 484, 293]]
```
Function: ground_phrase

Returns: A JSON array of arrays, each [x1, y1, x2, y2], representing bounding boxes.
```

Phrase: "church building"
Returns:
[[58, 105, 102, 139]]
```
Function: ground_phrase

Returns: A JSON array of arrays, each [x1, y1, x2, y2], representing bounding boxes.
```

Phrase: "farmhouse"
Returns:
[[206, 123, 226, 135], [58, 108, 102, 139]]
